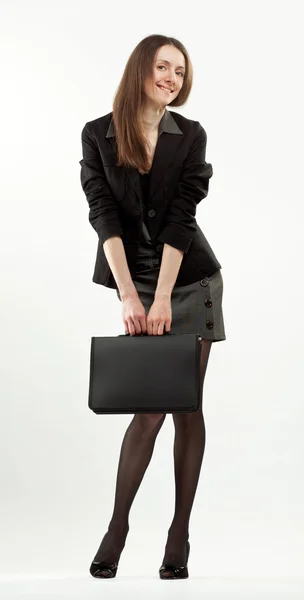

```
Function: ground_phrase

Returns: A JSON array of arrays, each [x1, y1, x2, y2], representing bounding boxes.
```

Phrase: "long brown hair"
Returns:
[[112, 34, 193, 174]]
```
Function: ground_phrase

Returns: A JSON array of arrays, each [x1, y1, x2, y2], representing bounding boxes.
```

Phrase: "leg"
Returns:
[[93, 412, 166, 575], [160, 339, 212, 575]]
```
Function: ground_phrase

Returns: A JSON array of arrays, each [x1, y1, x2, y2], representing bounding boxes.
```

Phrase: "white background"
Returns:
[[1, 0, 303, 590]]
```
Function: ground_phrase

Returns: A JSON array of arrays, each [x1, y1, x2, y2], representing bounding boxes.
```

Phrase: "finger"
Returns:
[[152, 322, 158, 336], [147, 319, 153, 336], [140, 317, 147, 334], [132, 318, 142, 335], [128, 320, 136, 336], [165, 320, 171, 333], [158, 322, 165, 335]]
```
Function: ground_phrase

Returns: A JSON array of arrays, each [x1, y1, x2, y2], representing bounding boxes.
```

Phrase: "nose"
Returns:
[[165, 72, 177, 87]]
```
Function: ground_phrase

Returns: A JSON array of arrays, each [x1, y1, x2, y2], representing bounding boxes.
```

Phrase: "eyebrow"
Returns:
[[156, 59, 185, 71]]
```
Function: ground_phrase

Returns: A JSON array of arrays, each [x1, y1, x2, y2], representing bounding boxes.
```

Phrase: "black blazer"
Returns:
[[79, 108, 222, 289]]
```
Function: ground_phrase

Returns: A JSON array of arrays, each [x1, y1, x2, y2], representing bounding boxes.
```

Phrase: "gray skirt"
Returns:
[[116, 260, 226, 343]]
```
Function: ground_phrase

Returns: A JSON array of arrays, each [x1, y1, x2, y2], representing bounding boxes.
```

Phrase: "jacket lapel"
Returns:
[[105, 109, 183, 206]]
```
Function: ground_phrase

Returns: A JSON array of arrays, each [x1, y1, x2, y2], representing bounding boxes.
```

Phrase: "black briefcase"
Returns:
[[88, 332, 203, 414]]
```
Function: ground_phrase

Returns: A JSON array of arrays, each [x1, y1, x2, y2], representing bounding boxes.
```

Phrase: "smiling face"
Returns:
[[144, 44, 186, 108]]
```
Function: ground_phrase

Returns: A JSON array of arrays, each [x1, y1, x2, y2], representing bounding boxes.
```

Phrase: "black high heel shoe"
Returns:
[[89, 560, 118, 578], [159, 540, 190, 579], [89, 527, 129, 579]]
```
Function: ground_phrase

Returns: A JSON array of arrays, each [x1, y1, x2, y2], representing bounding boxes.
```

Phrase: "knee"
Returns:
[[173, 410, 204, 434], [134, 413, 166, 435]]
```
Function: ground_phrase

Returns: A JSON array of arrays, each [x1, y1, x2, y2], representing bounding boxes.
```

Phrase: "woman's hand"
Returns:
[[146, 295, 172, 336], [122, 294, 147, 336]]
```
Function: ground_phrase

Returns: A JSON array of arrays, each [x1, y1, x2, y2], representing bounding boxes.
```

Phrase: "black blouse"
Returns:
[[137, 171, 158, 259]]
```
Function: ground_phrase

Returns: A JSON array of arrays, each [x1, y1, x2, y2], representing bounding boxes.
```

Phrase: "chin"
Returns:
[[145, 89, 172, 109], [149, 97, 168, 110]]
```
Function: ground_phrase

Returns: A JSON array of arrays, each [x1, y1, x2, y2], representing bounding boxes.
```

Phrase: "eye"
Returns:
[[157, 65, 184, 77]]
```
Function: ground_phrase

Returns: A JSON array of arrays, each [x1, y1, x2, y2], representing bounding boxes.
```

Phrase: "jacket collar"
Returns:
[[105, 108, 183, 138]]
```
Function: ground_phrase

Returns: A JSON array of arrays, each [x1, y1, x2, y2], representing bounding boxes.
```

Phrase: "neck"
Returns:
[[141, 105, 166, 135]]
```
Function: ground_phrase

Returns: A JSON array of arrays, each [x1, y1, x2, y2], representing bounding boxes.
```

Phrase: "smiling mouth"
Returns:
[[156, 84, 174, 94]]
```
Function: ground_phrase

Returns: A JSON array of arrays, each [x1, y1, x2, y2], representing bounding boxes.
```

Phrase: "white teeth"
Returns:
[[158, 85, 172, 93]]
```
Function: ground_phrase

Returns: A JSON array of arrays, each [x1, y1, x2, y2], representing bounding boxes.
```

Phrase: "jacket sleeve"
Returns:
[[156, 122, 213, 254], [79, 122, 123, 244]]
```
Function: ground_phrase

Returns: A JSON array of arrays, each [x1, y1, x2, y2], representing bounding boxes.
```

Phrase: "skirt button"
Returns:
[[200, 278, 209, 287], [204, 298, 213, 308], [206, 320, 214, 330]]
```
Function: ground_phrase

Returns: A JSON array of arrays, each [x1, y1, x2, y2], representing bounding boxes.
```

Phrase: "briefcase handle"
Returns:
[[119, 331, 175, 337]]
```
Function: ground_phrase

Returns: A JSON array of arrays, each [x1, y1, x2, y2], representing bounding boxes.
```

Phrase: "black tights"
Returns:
[[93, 340, 212, 576]]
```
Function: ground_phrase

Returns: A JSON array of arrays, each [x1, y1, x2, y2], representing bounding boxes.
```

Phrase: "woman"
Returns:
[[79, 34, 226, 580]]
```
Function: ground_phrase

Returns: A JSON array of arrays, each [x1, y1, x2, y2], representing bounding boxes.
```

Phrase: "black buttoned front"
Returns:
[[148, 209, 156, 218], [200, 278, 209, 287], [204, 298, 212, 308], [206, 320, 214, 330]]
